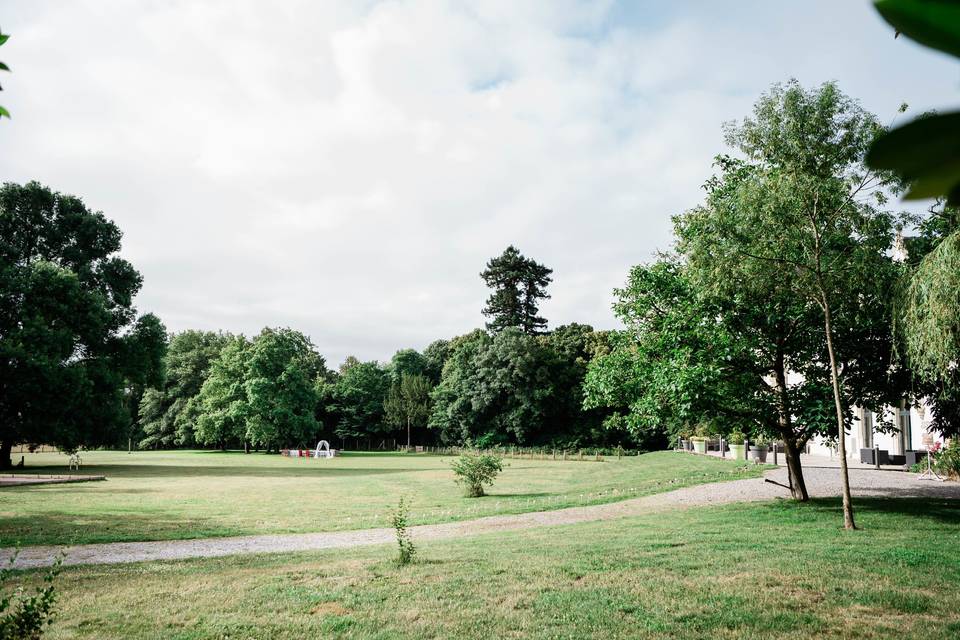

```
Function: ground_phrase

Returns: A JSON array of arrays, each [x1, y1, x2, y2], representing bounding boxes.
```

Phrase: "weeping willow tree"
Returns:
[[902, 230, 960, 378]]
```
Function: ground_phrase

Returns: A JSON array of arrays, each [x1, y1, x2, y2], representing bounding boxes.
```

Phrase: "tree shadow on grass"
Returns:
[[762, 496, 960, 525], [0, 511, 247, 547], [5, 464, 416, 480]]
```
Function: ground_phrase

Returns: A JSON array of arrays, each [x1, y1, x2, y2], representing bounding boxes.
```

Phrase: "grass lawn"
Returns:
[[26, 497, 960, 639], [0, 450, 762, 546]]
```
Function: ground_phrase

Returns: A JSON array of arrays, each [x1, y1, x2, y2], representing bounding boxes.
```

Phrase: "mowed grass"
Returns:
[[0, 450, 762, 546], [28, 497, 960, 639]]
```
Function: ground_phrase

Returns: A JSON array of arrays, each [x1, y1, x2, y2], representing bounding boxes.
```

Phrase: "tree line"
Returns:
[[134, 247, 632, 453]]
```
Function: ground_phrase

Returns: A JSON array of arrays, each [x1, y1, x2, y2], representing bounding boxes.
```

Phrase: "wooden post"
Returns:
[[874, 444, 881, 470]]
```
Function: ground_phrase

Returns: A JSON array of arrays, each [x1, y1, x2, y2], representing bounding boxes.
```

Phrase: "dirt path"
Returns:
[[4, 466, 958, 569]]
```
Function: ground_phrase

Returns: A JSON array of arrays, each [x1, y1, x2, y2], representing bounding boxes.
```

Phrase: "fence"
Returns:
[[398, 445, 645, 462]]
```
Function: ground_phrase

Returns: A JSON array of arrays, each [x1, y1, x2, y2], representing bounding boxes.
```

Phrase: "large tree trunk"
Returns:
[[0, 439, 12, 470], [823, 297, 856, 530]]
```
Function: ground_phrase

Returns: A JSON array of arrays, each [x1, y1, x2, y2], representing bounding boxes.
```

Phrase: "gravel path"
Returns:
[[4, 466, 958, 569]]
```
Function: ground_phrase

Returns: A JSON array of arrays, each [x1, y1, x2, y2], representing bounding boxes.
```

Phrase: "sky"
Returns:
[[1, 0, 958, 366]]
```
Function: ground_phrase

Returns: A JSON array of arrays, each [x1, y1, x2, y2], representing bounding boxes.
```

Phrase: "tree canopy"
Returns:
[[0, 181, 165, 467]]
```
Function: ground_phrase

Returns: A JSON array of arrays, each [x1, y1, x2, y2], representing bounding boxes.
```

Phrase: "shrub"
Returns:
[[727, 430, 746, 445], [1, 551, 63, 640], [390, 497, 416, 565], [934, 439, 960, 480], [451, 453, 503, 497]]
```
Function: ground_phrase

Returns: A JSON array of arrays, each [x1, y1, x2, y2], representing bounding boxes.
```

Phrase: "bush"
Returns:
[[934, 439, 960, 479], [1, 552, 63, 640], [390, 497, 416, 565], [451, 453, 503, 497], [727, 430, 746, 445]]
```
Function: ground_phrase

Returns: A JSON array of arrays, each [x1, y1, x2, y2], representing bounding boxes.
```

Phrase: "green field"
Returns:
[[0, 450, 761, 546], [22, 497, 959, 639]]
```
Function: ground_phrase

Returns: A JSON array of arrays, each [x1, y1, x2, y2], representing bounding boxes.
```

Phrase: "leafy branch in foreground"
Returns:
[[0, 29, 9, 119], [1, 551, 64, 640], [867, 0, 960, 204]]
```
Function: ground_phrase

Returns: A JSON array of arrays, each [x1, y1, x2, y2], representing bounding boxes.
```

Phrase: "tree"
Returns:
[[584, 260, 758, 455], [422, 339, 451, 384], [429, 328, 558, 445], [386, 349, 427, 385], [138, 330, 232, 448], [193, 336, 251, 449], [480, 246, 552, 334], [540, 324, 619, 449], [329, 360, 390, 442], [0, 182, 165, 468], [694, 81, 905, 528], [243, 328, 324, 450], [384, 373, 433, 448], [429, 330, 491, 444]]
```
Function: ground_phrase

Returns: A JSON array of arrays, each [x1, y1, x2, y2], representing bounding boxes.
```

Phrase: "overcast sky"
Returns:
[[1, 1, 957, 366]]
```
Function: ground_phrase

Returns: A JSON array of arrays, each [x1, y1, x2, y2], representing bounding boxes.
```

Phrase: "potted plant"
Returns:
[[679, 429, 693, 451], [690, 424, 710, 455], [749, 438, 769, 463], [727, 429, 746, 460]]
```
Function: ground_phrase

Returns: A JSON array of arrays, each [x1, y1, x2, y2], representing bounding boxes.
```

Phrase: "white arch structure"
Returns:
[[313, 440, 335, 459]]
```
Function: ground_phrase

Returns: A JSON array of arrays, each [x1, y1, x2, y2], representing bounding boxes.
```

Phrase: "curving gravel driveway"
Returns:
[[4, 466, 958, 569]]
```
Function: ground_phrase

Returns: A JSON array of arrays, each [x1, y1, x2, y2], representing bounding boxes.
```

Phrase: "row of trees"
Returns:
[[134, 247, 629, 452]]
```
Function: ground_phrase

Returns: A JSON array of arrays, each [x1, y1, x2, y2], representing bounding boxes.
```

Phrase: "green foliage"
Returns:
[[451, 453, 503, 497], [0, 552, 62, 640], [193, 336, 252, 448], [139, 331, 232, 448], [583, 260, 753, 446], [868, 1, 960, 205], [0, 29, 9, 119], [727, 430, 746, 445], [0, 182, 166, 468], [387, 349, 427, 385], [384, 374, 433, 447], [901, 230, 960, 377], [243, 328, 324, 450], [421, 339, 451, 384], [390, 496, 416, 565], [429, 329, 558, 445], [480, 246, 552, 335], [933, 439, 960, 479], [329, 360, 390, 439]]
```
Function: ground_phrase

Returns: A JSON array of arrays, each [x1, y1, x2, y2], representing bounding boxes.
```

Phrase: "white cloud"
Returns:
[[1, 0, 957, 365]]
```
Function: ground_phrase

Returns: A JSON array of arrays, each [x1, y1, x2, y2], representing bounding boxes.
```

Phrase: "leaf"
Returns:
[[0, 62, 8, 72], [875, 0, 960, 59], [0, 106, 9, 119], [0, 34, 8, 47], [867, 112, 960, 176]]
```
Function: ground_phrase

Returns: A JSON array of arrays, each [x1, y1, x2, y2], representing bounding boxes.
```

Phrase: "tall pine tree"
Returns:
[[480, 246, 552, 334]]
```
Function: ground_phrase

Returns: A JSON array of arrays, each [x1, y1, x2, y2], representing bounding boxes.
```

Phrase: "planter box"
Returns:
[[681, 439, 692, 451], [728, 443, 746, 460], [749, 446, 768, 463], [692, 439, 707, 454]]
